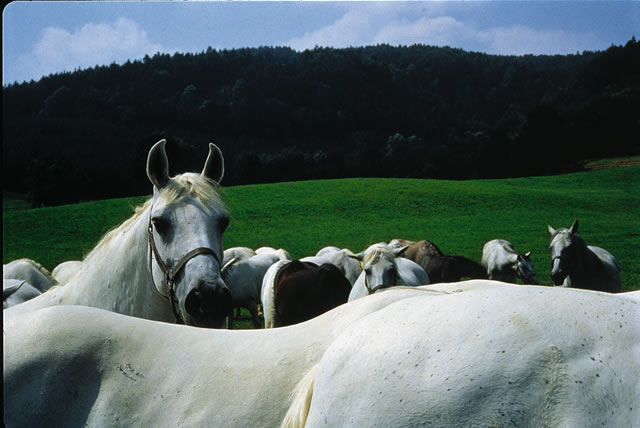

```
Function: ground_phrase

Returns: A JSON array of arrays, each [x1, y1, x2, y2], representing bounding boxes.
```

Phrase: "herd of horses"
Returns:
[[3, 140, 637, 427]]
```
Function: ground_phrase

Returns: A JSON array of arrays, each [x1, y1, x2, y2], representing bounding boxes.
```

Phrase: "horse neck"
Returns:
[[569, 240, 604, 285], [61, 205, 173, 321]]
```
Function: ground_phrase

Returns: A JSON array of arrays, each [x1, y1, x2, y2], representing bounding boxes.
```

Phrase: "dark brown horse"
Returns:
[[274, 260, 351, 326], [422, 255, 488, 283]]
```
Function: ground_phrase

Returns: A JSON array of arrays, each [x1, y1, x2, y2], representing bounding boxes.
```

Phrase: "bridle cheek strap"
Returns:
[[364, 274, 391, 295], [147, 222, 221, 324]]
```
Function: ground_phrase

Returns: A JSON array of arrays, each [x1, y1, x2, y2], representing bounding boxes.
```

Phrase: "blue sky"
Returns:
[[3, 1, 639, 86]]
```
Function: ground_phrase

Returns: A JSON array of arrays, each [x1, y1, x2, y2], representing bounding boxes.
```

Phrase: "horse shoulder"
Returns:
[[396, 258, 429, 286], [348, 273, 368, 301]]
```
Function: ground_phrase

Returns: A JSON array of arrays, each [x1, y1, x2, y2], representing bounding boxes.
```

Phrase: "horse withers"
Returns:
[[548, 220, 621, 293]]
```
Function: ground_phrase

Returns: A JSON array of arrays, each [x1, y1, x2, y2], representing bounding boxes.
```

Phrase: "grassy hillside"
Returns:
[[3, 167, 639, 291]]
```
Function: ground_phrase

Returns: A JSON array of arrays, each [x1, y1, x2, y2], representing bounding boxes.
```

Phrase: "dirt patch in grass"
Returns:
[[581, 157, 640, 170]]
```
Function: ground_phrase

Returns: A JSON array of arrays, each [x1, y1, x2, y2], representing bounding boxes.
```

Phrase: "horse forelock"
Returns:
[[362, 247, 397, 267], [159, 173, 225, 214], [550, 228, 584, 252]]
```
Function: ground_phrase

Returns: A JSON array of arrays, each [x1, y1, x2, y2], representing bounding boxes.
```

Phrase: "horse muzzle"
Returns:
[[184, 278, 233, 328]]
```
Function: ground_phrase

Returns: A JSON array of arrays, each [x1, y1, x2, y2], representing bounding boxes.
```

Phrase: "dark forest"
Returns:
[[3, 39, 638, 207]]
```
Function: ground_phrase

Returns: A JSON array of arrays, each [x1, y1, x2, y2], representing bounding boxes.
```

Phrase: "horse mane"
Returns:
[[82, 172, 225, 265], [15, 258, 58, 285]]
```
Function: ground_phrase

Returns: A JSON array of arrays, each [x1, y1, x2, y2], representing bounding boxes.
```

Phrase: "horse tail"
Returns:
[[281, 364, 318, 428], [263, 260, 287, 328]]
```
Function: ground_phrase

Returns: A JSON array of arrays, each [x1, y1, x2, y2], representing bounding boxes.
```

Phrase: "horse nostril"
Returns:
[[185, 280, 233, 327]]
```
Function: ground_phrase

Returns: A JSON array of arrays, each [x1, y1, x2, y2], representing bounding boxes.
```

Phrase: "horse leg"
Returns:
[[227, 314, 234, 329], [250, 305, 262, 328]]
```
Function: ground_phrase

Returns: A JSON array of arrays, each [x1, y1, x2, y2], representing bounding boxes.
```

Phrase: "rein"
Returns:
[[147, 211, 221, 324]]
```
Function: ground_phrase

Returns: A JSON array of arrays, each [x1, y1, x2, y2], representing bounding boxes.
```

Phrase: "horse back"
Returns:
[[426, 256, 487, 283], [404, 240, 445, 269], [581, 246, 621, 292]]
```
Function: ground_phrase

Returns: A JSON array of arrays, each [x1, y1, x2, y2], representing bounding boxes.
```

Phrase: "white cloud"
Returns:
[[287, 7, 603, 56], [373, 16, 475, 47], [479, 25, 601, 55], [17, 18, 172, 82], [287, 9, 374, 50]]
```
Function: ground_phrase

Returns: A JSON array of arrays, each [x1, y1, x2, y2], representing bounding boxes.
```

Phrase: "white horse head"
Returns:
[[548, 220, 582, 286], [350, 243, 408, 294], [4, 140, 234, 327], [145, 139, 232, 327], [514, 251, 537, 284]]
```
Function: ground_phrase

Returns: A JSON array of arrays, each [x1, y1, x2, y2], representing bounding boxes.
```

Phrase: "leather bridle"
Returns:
[[363, 273, 392, 295], [147, 211, 221, 324]]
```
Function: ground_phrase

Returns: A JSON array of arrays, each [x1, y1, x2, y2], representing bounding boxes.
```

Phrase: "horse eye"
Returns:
[[151, 217, 170, 235]]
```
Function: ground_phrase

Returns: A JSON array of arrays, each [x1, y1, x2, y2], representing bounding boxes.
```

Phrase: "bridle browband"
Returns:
[[147, 210, 222, 324]]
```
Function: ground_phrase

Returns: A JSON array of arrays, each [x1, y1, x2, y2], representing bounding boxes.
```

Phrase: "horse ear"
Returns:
[[524, 251, 532, 258], [202, 143, 224, 185], [348, 252, 365, 262], [393, 246, 409, 257], [570, 220, 579, 234], [147, 139, 170, 189], [547, 225, 556, 236]]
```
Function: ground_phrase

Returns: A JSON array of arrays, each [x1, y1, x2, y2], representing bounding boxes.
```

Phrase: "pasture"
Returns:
[[4, 167, 639, 296]]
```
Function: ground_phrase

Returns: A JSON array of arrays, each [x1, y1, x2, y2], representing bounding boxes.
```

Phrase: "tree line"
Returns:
[[3, 38, 638, 206]]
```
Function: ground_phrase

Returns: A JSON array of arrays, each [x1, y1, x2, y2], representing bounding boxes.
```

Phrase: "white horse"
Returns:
[[284, 285, 640, 427], [302, 247, 362, 286], [3, 279, 42, 309], [481, 239, 538, 284], [222, 252, 282, 328], [348, 243, 429, 301], [256, 246, 292, 261], [548, 220, 621, 292], [51, 260, 83, 284], [4, 140, 233, 328], [3, 258, 57, 293], [5, 283, 637, 427], [3, 285, 436, 427], [222, 247, 256, 266]]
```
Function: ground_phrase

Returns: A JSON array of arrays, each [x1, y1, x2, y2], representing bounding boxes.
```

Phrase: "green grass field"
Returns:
[[3, 167, 639, 292]]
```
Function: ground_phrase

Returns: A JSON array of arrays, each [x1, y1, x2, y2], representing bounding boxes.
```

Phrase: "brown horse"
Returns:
[[274, 260, 351, 326], [390, 239, 445, 272], [422, 255, 487, 283]]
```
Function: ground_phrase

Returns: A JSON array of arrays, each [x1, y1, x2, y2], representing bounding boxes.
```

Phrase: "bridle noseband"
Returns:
[[147, 211, 222, 324]]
